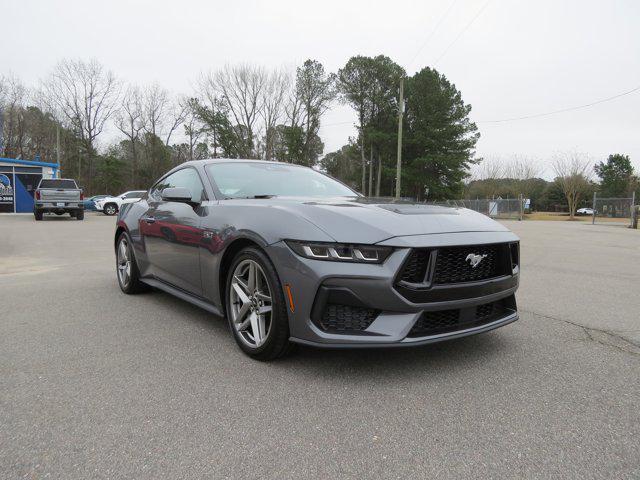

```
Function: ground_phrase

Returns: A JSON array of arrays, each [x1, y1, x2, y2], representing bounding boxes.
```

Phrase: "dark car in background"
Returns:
[[114, 159, 520, 360]]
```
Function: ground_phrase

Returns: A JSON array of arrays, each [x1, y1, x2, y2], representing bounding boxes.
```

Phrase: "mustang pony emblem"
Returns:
[[465, 253, 488, 268]]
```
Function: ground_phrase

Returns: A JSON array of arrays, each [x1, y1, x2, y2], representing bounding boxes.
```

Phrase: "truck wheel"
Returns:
[[34, 210, 43, 221], [104, 203, 118, 216], [76, 210, 84, 220]]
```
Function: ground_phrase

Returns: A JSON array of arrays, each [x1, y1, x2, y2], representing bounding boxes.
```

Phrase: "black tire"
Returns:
[[76, 210, 84, 220], [104, 203, 118, 216], [225, 247, 292, 361], [34, 210, 43, 221], [116, 231, 147, 294]]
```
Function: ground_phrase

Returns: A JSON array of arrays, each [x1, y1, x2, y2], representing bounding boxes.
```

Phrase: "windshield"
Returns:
[[206, 162, 357, 199], [39, 179, 77, 189]]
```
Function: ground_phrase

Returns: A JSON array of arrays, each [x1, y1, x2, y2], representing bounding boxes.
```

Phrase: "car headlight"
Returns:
[[285, 240, 392, 264]]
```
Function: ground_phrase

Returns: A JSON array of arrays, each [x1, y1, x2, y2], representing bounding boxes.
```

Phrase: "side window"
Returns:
[[123, 192, 142, 199], [151, 168, 206, 203]]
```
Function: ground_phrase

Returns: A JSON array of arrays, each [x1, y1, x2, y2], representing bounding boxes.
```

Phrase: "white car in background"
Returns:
[[95, 190, 147, 216], [576, 207, 594, 216]]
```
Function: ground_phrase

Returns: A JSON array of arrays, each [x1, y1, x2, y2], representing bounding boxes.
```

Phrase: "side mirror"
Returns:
[[161, 187, 194, 203]]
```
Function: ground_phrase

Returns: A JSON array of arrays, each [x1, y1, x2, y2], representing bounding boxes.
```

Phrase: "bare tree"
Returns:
[[115, 86, 144, 187], [505, 155, 543, 199], [41, 59, 119, 191], [139, 84, 188, 147], [260, 68, 290, 160], [199, 64, 267, 158], [141, 83, 170, 140], [552, 151, 593, 219], [506, 155, 542, 180], [164, 100, 188, 147], [467, 156, 507, 198], [0, 74, 28, 158]]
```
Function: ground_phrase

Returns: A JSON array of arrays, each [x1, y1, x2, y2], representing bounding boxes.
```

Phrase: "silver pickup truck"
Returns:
[[34, 178, 84, 221]]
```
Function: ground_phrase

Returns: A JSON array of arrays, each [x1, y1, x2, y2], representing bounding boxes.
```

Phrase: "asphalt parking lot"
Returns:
[[1, 213, 639, 479]]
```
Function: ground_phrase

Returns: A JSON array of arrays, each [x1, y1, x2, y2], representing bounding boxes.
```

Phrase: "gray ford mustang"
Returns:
[[115, 159, 520, 360]]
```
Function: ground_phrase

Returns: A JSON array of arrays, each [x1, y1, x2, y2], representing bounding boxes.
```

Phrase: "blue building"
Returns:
[[0, 157, 59, 213]]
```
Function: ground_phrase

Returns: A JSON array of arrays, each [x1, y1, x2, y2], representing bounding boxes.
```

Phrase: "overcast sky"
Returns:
[[3, 0, 640, 176]]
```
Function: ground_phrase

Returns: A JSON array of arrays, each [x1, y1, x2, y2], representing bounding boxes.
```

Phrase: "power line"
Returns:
[[477, 84, 640, 124], [407, 0, 459, 69], [433, 0, 492, 66]]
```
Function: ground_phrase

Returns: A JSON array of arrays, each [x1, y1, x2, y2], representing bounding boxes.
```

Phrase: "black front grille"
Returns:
[[407, 296, 515, 337], [319, 304, 379, 333], [397, 243, 511, 288], [398, 249, 431, 283], [433, 244, 503, 284]]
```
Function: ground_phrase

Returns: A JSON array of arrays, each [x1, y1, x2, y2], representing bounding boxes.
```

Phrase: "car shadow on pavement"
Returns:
[[150, 287, 513, 381], [284, 333, 512, 382]]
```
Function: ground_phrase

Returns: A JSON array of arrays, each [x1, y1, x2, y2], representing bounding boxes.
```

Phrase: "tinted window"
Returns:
[[39, 179, 77, 189], [151, 168, 206, 202], [122, 191, 146, 199], [206, 162, 356, 198]]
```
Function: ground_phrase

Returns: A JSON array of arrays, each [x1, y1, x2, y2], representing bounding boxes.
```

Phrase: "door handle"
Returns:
[[143, 216, 156, 224]]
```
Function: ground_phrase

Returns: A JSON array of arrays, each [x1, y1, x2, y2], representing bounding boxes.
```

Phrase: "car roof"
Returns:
[[186, 158, 303, 168]]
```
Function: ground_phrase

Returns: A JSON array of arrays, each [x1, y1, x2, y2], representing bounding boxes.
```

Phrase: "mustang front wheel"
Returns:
[[226, 247, 291, 360]]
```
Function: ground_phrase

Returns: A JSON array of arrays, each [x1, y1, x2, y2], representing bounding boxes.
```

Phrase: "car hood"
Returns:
[[251, 197, 510, 244]]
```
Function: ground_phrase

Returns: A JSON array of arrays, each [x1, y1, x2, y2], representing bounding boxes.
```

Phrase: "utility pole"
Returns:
[[56, 125, 61, 178], [395, 78, 404, 200]]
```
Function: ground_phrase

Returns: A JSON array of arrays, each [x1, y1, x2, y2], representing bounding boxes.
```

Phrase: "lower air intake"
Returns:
[[319, 304, 379, 333], [408, 296, 515, 338]]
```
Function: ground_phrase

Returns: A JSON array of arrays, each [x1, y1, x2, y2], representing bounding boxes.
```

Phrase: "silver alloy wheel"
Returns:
[[105, 205, 117, 215], [117, 237, 132, 287], [229, 259, 273, 348]]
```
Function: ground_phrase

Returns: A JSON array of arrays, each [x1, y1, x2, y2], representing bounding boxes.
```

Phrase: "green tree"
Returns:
[[337, 55, 405, 196], [337, 56, 376, 192], [320, 142, 361, 190], [594, 154, 636, 197], [403, 67, 479, 200], [290, 59, 336, 166], [190, 97, 244, 158], [364, 56, 405, 196], [95, 153, 126, 194]]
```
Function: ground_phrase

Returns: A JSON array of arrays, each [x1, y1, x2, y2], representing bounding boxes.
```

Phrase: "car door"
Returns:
[[141, 168, 208, 296]]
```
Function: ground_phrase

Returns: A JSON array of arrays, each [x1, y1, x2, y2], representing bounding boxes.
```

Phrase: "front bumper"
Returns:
[[268, 230, 520, 348]]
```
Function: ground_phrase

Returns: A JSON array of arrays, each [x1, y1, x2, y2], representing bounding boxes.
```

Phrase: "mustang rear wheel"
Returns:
[[116, 232, 146, 294], [225, 247, 292, 360]]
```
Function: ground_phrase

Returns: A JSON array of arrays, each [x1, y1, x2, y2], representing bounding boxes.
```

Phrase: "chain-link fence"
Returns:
[[590, 192, 637, 226], [430, 197, 525, 220]]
